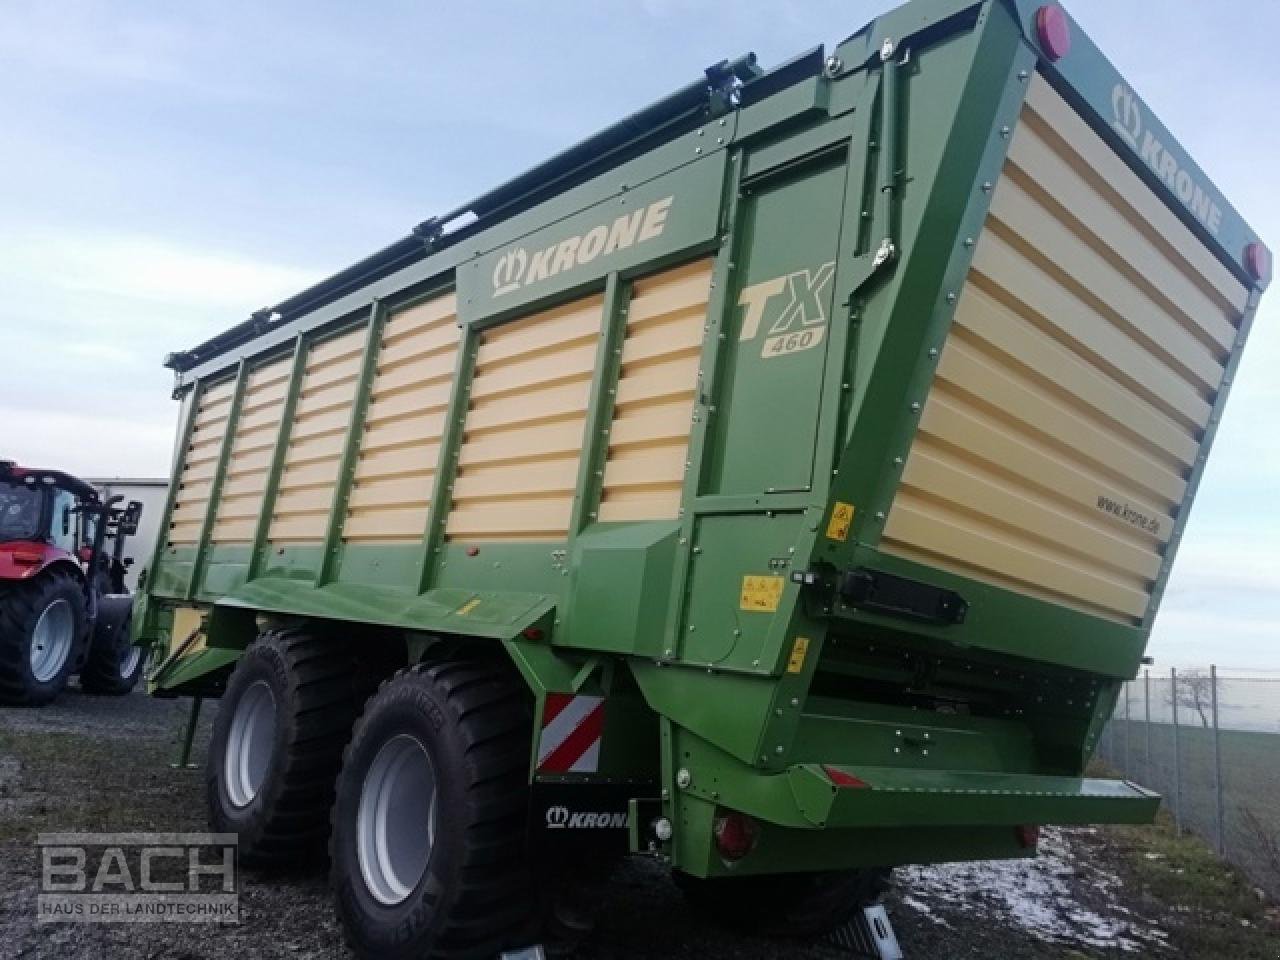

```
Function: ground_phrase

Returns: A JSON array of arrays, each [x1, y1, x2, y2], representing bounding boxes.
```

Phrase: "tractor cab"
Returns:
[[0, 460, 146, 705]]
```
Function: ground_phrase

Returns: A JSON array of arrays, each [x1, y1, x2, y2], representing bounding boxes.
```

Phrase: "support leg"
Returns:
[[170, 696, 203, 770]]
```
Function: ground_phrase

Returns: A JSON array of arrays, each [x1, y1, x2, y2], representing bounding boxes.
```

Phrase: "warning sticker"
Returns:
[[826, 501, 855, 542], [786, 636, 811, 674], [455, 598, 481, 616], [740, 575, 785, 613]]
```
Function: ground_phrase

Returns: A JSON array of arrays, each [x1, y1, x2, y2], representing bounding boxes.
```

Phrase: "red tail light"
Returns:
[[713, 811, 759, 862], [1245, 241, 1272, 288], [78, 546, 94, 564], [1035, 5, 1071, 61]]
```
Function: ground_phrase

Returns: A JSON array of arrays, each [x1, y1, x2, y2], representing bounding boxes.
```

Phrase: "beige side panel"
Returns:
[[167, 377, 236, 546], [446, 294, 603, 542], [212, 353, 293, 543], [599, 259, 711, 523], [346, 293, 459, 543], [268, 325, 368, 544], [883, 73, 1248, 625]]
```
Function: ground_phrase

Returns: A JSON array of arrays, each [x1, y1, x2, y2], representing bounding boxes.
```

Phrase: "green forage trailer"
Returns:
[[137, 0, 1269, 954]]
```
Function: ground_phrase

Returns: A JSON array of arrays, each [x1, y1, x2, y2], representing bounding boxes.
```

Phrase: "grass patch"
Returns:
[[1108, 810, 1280, 959], [0, 729, 204, 844]]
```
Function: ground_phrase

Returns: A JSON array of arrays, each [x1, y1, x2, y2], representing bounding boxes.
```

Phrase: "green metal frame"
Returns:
[[246, 334, 308, 581], [185, 361, 248, 599], [138, 0, 1267, 879], [317, 303, 386, 586]]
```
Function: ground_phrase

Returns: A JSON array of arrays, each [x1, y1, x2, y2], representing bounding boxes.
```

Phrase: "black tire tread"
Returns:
[[208, 626, 369, 866], [0, 571, 83, 706], [80, 614, 143, 696], [332, 656, 537, 959]]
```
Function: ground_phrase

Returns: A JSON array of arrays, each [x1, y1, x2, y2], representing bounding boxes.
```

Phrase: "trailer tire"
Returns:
[[676, 866, 893, 938], [330, 659, 537, 960], [0, 571, 86, 706], [79, 612, 145, 695], [207, 626, 365, 866]]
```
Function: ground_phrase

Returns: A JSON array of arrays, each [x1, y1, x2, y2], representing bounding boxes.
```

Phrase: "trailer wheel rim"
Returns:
[[225, 680, 277, 808], [119, 644, 142, 679], [357, 733, 437, 906], [30, 598, 74, 683]]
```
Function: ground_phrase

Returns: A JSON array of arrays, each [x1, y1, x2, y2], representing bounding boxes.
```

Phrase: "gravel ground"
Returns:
[[1, 687, 1273, 959]]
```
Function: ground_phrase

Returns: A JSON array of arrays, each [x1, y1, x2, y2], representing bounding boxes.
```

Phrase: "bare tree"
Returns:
[[1169, 669, 1213, 729]]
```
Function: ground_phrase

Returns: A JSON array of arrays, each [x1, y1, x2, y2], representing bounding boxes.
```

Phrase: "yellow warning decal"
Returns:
[[826, 501, 855, 542], [786, 636, 811, 674], [740, 575, 785, 613], [456, 598, 481, 616]]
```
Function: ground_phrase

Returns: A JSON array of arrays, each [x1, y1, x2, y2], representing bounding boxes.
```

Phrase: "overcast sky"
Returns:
[[1, 0, 1275, 669]]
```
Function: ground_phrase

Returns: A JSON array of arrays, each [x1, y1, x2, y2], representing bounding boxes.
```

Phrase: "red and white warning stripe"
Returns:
[[537, 693, 604, 774]]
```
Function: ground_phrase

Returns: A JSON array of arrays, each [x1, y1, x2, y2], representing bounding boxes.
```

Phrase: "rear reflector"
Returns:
[[1035, 5, 1071, 61], [713, 811, 759, 862], [11, 552, 42, 567], [823, 765, 870, 788], [1245, 241, 1272, 288]]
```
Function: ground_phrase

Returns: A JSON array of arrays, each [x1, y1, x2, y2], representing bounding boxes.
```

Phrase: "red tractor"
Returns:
[[0, 461, 146, 705]]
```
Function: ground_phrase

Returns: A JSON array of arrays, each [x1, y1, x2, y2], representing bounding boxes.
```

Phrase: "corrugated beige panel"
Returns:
[[447, 294, 603, 542], [599, 259, 711, 523], [211, 354, 292, 543], [883, 72, 1248, 625], [167, 377, 236, 546], [345, 293, 459, 543], [268, 325, 368, 543]]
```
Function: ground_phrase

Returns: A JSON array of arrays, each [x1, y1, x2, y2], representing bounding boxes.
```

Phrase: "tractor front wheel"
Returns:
[[0, 570, 85, 706], [80, 613, 146, 695], [330, 660, 537, 960]]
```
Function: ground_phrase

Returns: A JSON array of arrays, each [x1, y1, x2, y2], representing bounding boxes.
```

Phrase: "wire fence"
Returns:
[[1096, 667, 1280, 898]]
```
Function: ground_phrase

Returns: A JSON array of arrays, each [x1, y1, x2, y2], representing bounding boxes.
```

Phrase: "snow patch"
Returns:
[[897, 827, 1167, 952]]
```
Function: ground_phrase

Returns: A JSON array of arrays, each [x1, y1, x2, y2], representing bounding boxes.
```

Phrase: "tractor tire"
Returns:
[[80, 613, 146, 696], [0, 570, 86, 706], [330, 660, 538, 960], [675, 866, 893, 938], [206, 626, 366, 867]]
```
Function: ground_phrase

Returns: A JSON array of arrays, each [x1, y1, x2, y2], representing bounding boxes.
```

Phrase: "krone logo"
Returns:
[[1111, 83, 1142, 150], [491, 196, 674, 298], [543, 806, 628, 829], [492, 248, 528, 298], [1109, 82, 1223, 235]]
